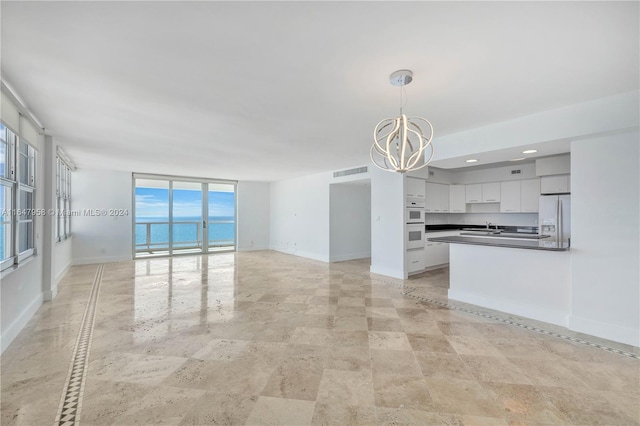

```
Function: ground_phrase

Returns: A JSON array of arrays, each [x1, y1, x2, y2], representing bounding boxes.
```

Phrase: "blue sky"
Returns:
[[135, 187, 235, 218]]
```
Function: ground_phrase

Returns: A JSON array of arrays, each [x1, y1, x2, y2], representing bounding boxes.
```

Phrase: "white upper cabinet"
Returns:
[[426, 182, 449, 212], [466, 182, 500, 203], [520, 178, 541, 212], [449, 185, 466, 213], [465, 184, 482, 203], [540, 175, 570, 194], [438, 183, 450, 213], [406, 177, 425, 199], [500, 181, 521, 212], [482, 182, 501, 203]]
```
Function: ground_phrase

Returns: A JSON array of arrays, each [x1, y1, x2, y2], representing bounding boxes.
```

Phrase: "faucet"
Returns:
[[486, 222, 492, 230]]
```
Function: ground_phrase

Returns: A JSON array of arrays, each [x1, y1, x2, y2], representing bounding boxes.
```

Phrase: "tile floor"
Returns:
[[1, 251, 639, 425]]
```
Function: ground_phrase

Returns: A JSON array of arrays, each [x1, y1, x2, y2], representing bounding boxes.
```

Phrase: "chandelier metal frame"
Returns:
[[370, 70, 435, 173]]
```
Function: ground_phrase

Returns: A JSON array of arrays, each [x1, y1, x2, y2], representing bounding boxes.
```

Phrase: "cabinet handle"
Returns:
[[486, 199, 496, 201]]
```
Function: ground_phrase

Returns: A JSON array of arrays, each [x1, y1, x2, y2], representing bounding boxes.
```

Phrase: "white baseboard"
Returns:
[[237, 246, 270, 252], [271, 247, 329, 263], [72, 255, 132, 265], [55, 261, 72, 284], [330, 251, 371, 262], [43, 287, 57, 302], [569, 314, 640, 347], [449, 288, 569, 328], [1, 293, 44, 354], [370, 264, 405, 280]]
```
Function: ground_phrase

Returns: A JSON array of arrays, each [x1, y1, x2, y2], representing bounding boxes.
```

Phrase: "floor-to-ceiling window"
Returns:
[[133, 174, 236, 258]]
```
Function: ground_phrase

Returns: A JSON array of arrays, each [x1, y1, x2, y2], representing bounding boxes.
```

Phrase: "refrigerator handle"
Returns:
[[558, 199, 562, 243]]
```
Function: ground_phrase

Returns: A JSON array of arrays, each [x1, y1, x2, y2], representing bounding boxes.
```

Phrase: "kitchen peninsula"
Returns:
[[428, 234, 571, 327]]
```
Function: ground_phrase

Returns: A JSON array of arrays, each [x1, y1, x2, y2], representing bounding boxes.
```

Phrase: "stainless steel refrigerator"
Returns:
[[539, 194, 571, 244]]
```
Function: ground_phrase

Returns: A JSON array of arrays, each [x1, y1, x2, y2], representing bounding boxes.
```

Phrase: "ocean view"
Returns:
[[135, 216, 235, 250]]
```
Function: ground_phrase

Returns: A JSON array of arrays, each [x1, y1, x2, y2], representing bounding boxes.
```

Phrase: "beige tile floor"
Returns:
[[1, 250, 639, 425]]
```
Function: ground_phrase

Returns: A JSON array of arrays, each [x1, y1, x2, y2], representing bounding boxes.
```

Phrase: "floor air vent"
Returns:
[[333, 166, 368, 178]]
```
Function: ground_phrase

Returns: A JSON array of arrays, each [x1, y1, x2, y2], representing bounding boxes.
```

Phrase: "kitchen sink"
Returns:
[[460, 228, 501, 235]]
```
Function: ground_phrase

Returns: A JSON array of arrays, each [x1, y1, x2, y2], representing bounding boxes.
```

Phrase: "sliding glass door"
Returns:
[[134, 175, 236, 258], [207, 183, 235, 251], [172, 181, 203, 254]]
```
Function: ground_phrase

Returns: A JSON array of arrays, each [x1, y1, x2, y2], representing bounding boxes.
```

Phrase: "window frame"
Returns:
[[0, 122, 38, 273], [56, 154, 72, 241]]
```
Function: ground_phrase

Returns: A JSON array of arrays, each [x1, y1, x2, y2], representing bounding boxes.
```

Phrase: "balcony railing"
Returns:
[[135, 220, 234, 253]]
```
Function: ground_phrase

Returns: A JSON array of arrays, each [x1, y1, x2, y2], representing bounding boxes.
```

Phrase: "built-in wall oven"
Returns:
[[407, 224, 425, 249], [406, 208, 425, 224]]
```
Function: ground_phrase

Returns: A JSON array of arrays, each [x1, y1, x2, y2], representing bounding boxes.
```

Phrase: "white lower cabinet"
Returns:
[[424, 231, 458, 268], [407, 249, 426, 273]]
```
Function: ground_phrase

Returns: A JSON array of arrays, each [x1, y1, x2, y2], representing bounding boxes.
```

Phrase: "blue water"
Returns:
[[135, 216, 235, 249]]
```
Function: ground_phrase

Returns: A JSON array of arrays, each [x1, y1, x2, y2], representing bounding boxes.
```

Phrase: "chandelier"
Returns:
[[370, 70, 434, 173]]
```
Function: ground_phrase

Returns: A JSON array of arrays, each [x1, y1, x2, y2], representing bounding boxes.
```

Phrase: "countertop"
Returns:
[[425, 224, 539, 234], [427, 235, 570, 251]]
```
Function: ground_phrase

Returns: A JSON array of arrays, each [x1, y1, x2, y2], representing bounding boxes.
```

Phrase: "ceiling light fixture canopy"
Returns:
[[370, 70, 434, 173]]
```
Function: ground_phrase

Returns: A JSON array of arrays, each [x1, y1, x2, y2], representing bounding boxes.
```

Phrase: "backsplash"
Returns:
[[425, 213, 538, 227]]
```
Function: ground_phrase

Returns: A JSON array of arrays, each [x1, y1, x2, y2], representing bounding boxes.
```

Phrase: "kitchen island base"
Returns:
[[448, 243, 571, 327]]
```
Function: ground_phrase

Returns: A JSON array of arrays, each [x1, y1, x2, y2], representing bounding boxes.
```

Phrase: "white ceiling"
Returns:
[[2, 1, 637, 181]]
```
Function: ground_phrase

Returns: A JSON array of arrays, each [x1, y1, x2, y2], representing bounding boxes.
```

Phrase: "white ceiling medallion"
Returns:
[[370, 70, 434, 173]]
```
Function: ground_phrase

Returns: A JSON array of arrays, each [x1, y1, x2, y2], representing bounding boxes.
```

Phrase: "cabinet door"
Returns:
[[540, 175, 569, 194], [482, 182, 501, 203], [438, 184, 450, 212], [407, 249, 425, 273], [520, 178, 540, 212], [406, 177, 425, 198], [424, 242, 438, 268], [434, 242, 449, 265], [500, 181, 521, 212], [465, 184, 482, 203], [449, 185, 466, 212], [425, 182, 438, 212]]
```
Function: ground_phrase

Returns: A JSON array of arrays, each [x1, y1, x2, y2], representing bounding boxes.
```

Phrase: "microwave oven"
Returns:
[[406, 208, 425, 224]]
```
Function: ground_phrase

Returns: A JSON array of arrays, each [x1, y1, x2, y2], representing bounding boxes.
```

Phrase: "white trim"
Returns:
[[1, 80, 45, 132], [449, 288, 569, 327], [369, 265, 405, 280], [569, 314, 640, 347], [72, 255, 132, 265], [43, 287, 58, 302], [329, 251, 371, 262], [271, 248, 329, 263], [237, 245, 269, 252], [1, 293, 43, 354]]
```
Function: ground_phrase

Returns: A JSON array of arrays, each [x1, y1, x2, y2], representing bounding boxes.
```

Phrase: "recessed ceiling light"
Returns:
[[466, 159, 478, 163], [510, 157, 526, 161], [522, 149, 538, 154]]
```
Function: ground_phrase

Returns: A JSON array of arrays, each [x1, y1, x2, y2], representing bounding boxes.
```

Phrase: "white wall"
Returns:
[[1, 93, 45, 353], [329, 182, 371, 262], [54, 238, 72, 283], [237, 181, 270, 251], [269, 171, 332, 262], [72, 169, 133, 264], [370, 167, 405, 279], [569, 130, 640, 346]]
